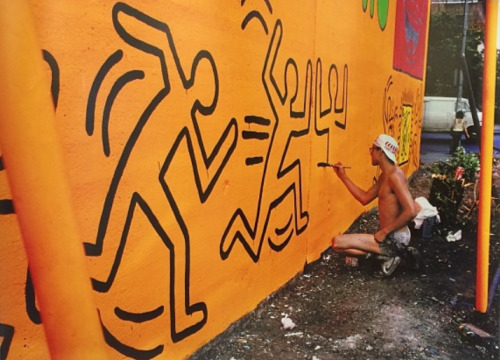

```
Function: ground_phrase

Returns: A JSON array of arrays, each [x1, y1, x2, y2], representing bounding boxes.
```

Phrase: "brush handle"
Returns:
[[317, 162, 350, 169], [332, 164, 351, 169]]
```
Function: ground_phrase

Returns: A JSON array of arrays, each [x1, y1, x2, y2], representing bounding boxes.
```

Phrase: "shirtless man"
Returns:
[[331, 134, 420, 277]]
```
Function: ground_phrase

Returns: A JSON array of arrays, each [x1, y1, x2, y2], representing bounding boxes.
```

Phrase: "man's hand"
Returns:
[[374, 229, 388, 243], [332, 162, 347, 179]]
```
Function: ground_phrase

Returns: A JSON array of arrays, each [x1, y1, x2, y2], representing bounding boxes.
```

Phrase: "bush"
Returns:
[[428, 147, 479, 232]]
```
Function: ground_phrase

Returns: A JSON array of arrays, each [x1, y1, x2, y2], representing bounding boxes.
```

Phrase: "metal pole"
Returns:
[[476, 0, 497, 313], [457, 0, 469, 109], [0, 1, 109, 358]]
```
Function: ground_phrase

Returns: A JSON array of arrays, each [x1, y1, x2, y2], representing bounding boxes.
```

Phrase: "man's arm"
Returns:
[[333, 163, 379, 205], [374, 172, 419, 242]]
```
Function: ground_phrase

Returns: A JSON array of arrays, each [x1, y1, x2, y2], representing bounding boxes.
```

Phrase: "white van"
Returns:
[[422, 96, 482, 134]]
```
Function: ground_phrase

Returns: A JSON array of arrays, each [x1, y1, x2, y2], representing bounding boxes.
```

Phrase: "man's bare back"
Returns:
[[377, 166, 418, 234]]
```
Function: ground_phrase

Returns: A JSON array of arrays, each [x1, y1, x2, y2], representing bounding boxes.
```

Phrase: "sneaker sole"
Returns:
[[382, 256, 401, 276]]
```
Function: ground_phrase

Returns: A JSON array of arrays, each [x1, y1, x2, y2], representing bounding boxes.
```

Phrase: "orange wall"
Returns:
[[0, 1, 429, 359]]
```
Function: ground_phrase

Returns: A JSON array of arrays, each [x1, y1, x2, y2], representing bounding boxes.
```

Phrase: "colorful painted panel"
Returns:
[[393, 0, 430, 79]]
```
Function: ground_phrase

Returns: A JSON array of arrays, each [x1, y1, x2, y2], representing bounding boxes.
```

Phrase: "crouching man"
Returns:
[[331, 134, 420, 277]]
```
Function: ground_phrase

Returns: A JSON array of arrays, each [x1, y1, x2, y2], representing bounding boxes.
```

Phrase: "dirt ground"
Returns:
[[190, 159, 500, 360]]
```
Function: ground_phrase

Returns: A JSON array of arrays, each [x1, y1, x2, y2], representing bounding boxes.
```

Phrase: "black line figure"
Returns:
[[84, 2, 237, 355], [220, 18, 311, 262]]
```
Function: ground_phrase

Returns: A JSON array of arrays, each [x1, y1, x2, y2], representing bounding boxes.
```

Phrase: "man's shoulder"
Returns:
[[385, 166, 406, 184]]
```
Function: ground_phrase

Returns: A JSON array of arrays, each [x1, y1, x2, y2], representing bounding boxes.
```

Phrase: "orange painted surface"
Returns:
[[0, 2, 110, 359], [0, 1, 429, 359]]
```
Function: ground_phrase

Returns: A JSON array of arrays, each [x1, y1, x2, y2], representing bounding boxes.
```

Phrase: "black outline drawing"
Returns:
[[84, 2, 238, 355]]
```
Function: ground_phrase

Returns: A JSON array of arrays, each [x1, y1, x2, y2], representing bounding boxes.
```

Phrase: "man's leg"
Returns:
[[378, 229, 410, 276], [331, 233, 382, 256]]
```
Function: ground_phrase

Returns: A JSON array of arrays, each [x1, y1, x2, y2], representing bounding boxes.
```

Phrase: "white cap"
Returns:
[[374, 134, 398, 164]]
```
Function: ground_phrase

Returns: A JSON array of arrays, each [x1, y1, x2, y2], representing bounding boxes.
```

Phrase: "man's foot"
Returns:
[[381, 256, 401, 277]]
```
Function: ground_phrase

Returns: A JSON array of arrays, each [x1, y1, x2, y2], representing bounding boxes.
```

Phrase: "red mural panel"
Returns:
[[393, 0, 429, 80]]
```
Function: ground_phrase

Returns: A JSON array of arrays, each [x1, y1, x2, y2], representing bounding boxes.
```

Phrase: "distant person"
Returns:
[[450, 110, 469, 154], [331, 134, 421, 277]]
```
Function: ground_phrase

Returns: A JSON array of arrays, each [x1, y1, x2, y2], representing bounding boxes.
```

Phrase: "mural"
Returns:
[[0, 1, 429, 359]]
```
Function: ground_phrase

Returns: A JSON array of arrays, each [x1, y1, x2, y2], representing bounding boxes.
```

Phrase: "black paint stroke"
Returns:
[[240, 0, 273, 33], [269, 214, 294, 251], [25, 269, 41, 324], [102, 70, 145, 156], [245, 157, 264, 166], [274, 214, 292, 236], [115, 306, 164, 323], [243, 116, 271, 166], [0, 200, 14, 215], [244, 115, 271, 126], [42, 50, 60, 108], [0, 158, 15, 216], [87, 50, 124, 136], [242, 130, 269, 140], [313, 58, 329, 158], [333, 65, 348, 129], [383, 76, 395, 135], [0, 323, 14, 360], [241, 10, 269, 34], [100, 311, 163, 360]]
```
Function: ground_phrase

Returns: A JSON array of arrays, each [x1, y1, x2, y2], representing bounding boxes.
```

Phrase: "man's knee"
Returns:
[[331, 234, 342, 252]]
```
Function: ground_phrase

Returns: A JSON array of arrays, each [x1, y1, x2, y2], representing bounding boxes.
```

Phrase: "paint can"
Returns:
[[345, 256, 358, 268]]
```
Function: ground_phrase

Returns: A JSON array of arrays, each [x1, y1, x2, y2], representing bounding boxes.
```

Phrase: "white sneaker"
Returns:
[[382, 256, 401, 276]]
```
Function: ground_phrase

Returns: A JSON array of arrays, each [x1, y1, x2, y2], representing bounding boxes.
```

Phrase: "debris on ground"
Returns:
[[190, 162, 500, 360]]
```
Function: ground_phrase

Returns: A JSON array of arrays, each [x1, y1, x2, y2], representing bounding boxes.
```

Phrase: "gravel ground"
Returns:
[[190, 162, 500, 360]]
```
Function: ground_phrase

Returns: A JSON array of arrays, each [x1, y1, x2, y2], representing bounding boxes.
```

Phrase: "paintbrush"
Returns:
[[317, 162, 351, 169]]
